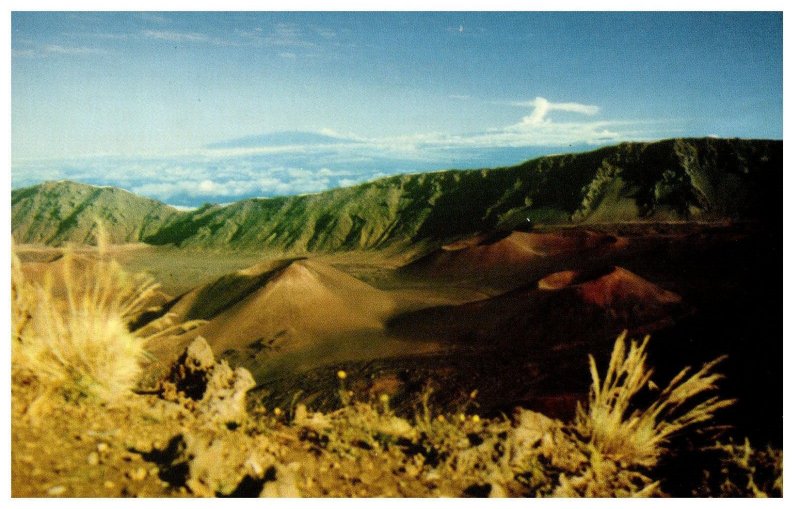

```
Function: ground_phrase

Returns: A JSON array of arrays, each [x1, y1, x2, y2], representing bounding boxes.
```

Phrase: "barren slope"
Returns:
[[402, 230, 626, 278], [145, 259, 440, 382], [389, 265, 685, 349]]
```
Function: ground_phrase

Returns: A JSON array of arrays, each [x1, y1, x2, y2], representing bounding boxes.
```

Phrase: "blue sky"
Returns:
[[11, 11, 783, 207]]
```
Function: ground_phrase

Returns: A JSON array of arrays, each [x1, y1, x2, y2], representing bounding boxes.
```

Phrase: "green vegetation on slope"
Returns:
[[11, 181, 181, 245], [12, 138, 782, 251]]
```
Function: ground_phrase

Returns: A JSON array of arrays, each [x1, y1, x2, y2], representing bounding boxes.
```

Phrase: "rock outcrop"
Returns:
[[159, 337, 255, 426]]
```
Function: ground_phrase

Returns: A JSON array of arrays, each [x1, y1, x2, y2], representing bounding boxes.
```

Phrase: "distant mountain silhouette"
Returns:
[[205, 130, 354, 149]]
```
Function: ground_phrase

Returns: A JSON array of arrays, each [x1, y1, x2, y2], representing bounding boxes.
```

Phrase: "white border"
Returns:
[[0, 1, 793, 11], [0, 0, 792, 11], [2, 3, 793, 508]]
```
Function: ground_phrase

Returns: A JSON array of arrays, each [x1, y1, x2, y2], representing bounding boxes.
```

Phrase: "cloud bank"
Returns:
[[12, 97, 660, 207]]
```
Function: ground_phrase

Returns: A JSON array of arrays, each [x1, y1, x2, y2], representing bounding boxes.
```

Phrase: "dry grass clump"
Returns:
[[11, 250, 35, 342], [11, 235, 161, 403], [276, 387, 662, 497], [271, 332, 746, 497], [574, 332, 734, 469]]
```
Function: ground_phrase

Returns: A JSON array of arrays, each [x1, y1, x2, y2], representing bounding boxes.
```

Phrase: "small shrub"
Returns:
[[12, 235, 159, 402], [574, 332, 734, 468], [277, 333, 750, 497]]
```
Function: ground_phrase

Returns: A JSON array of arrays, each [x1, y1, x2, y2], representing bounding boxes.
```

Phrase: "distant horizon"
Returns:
[[12, 138, 606, 209], [13, 135, 783, 210], [12, 11, 782, 207]]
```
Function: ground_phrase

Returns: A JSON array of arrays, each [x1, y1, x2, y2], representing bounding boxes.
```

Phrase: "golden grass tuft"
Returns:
[[261, 333, 744, 496], [575, 332, 734, 468], [11, 233, 160, 403]]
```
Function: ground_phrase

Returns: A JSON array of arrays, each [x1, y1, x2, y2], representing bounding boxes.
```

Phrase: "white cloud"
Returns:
[[338, 178, 359, 188], [13, 44, 108, 58], [353, 96, 621, 155], [11, 49, 38, 58], [271, 22, 315, 48], [197, 179, 218, 193], [520, 97, 600, 125], [203, 96, 620, 162], [318, 168, 350, 177], [133, 24, 333, 53], [134, 179, 255, 199], [11, 96, 664, 206], [235, 22, 319, 49], [142, 30, 208, 43], [86, 32, 131, 41], [79, 160, 340, 204], [44, 44, 99, 54], [168, 204, 198, 211]]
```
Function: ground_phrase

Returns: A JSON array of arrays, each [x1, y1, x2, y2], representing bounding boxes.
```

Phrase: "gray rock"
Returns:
[[197, 364, 255, 426], [183, 337, 216, 371], [161, 336, 256, 425]]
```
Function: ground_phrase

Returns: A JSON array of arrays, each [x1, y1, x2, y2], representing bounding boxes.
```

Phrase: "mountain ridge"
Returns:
[[11, 137, 782, 251], [11, 180, 182, 246]]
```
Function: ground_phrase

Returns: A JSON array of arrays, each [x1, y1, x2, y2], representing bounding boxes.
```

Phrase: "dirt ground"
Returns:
[[9, 223, 783, 498], [10, 346, 541, 498]]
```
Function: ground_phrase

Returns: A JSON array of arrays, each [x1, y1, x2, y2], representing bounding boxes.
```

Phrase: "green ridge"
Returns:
[[11, 138, 782, 251], [11, 181, 182, 245]]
